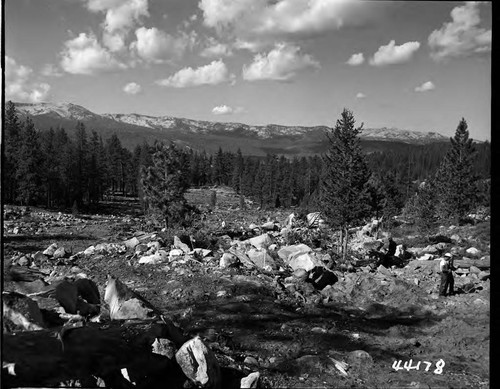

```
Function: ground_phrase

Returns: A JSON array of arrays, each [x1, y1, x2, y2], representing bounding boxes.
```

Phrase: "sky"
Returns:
[[4, 0, 492, 140]]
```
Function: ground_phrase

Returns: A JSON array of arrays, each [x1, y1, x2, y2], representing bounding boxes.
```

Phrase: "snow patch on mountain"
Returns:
[[15, 102, 96, 121], [13, 102, 449, 144]]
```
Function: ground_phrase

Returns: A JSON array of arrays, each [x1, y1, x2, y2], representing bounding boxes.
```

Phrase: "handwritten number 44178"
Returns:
[[392, 359, 445, 374]]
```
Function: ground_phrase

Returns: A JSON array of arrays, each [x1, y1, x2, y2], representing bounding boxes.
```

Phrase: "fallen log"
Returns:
[[2, 319, 189, 388], [454, 258, 490, 270]]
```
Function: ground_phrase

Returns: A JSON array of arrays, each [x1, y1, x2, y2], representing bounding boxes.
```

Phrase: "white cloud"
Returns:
[[130, 27, 190, 63], [199, 0, 379, 43], [415, 81, 435, 92], [346, 52, 364, 66], [5, 56, 51, 103], [200, 37, 233, 58], [156, 59, 235, 88], [369, 40, 421, 66], [428, 2, 491, 61], [85, 0, 149, 51], [123, 82, 142, 94], [60, 32, 124, 74], [87, 0, 149, 33], [212, 104, 234, 115], [356, 92, 366, 99], [242, 43, 320, 81]]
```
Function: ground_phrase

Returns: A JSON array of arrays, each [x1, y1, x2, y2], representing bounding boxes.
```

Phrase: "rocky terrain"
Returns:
[[2, 189, 490, 388]]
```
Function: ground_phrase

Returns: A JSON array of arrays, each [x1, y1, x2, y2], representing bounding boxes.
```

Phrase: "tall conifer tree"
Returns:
[[320, 109, 371, 260], [434, 118, 477, 222]]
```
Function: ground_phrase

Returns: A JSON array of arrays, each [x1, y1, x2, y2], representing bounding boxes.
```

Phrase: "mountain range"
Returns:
[[13, 102, 450, 156]]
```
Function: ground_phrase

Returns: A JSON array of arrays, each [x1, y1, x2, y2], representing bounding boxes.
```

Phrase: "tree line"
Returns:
[[3, 102, 490, 226]]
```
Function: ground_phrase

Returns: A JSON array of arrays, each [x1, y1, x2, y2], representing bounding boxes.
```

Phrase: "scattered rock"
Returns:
[[104, 276, 156, 320], [293, 268, 309, 282], [478, 271, 490, 281], [348, 350, 373, 366], [466, 247, 481, 257], [246, 248, 277, 269], [219, 253, 239, 269], [261, 221, 277, 231], [309, 266, 338, 289], [152, 338, 176, 359], [175, 336, 221, 389], [417, 253, 434, 261], [54, 280, 79, 314], [53, 247, 69, 259], [246, 233, 273, 249], [123, 237, 140, 249], [240, 372, 260, 388], [43, 243, 58, 257], [288, 252, 323, 272], [244, 356, 259, 366], [169, 249, 185, 261], [174, 236, 191, 253], [83, 246, 95, 256], [139, 252, 167, 265], [277, 244, 312, 262]]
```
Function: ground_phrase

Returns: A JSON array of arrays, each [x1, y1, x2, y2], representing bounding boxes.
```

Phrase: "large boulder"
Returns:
[[54, 279, 100, 316], [123, 237, 140, 250], [309, 266, 338, 290], [3, 292, 45, 332], [277, 244, 312, 262], [43, 243, 58, 257], [245, 233, 273, 249], [240, 372, 260, 388], [175, 336, 221, 389], [219, 253, 239, 269], [466, 247, 482, 257], [104, 276, 156, 320], [174, 236, 191, 253], [288, 252, 323, 272], [139, 252, 168, 265], [246, 248, 277, 270]]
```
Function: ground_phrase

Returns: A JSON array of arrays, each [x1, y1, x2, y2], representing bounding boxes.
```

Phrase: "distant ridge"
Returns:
[[12, 101, 450, 155]]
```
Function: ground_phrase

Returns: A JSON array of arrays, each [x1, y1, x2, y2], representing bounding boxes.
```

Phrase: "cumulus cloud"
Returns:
[[156, 59, 235, 88], [346, 52, 364, 66], [428, 2, 491, 61], [85, 0, 149, 51], [356, 92, 366, 99], [242, 43, 319, 81], [369, 40, 421, 66], [200, 37, 233, 58], [123, 82, 142, 94], [199, 0, 379, 43], [60, 32, 124, 74], [5, 56, 51, 103], [212, 104, 244, 115], [130, 27, 191, 63], [414, 81, 435, 92]]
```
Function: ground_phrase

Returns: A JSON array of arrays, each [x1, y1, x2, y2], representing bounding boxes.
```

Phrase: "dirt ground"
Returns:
[[2, 195, 490, 388]]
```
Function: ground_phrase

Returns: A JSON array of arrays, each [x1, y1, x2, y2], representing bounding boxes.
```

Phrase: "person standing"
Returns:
[[439, 253, 455, 296]]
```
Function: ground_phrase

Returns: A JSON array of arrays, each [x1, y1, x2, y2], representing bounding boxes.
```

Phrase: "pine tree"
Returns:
[[231, 148, 244, 193], [16, 117, 42, 205], [4, 101, 22, 203], [141, 142, 190, 228], [72, 122, 89, 206], [320, 108, 371, 260], [434, 118, 477, 223]]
